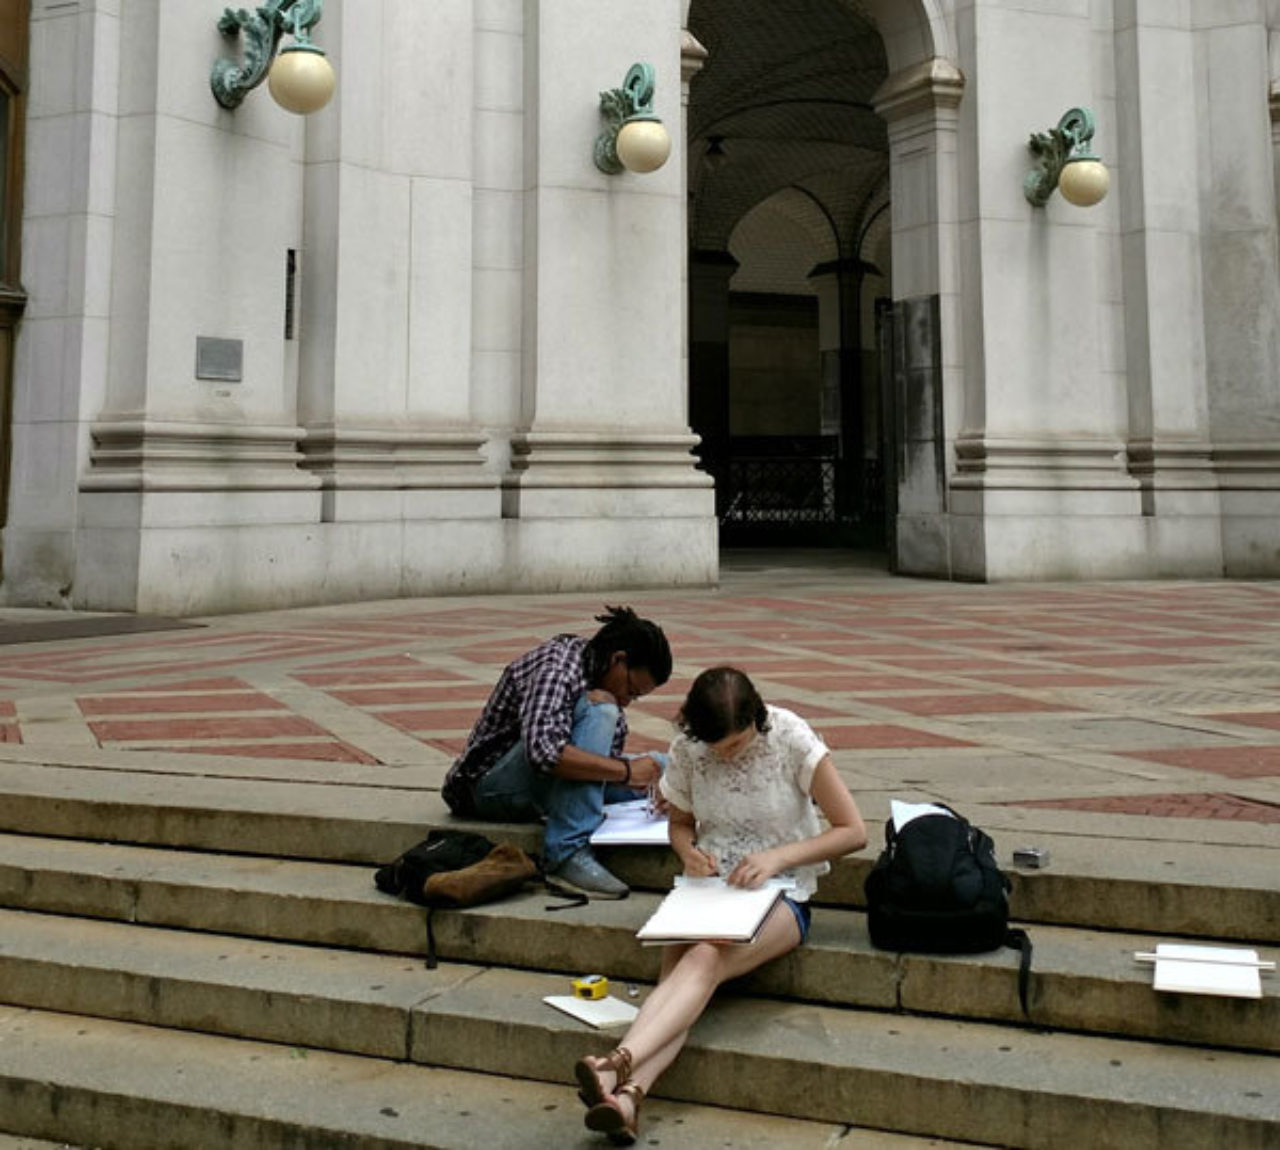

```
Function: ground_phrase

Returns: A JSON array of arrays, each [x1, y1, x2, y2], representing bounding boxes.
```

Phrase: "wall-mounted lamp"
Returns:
[[1024, 107, 1109, 208], [211, 0, 336, 115], [595, 63, 671, 175]]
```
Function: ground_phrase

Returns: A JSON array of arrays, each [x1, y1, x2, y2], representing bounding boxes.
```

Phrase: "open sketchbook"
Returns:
[[590, 798, 669, 847], [636, 876, 794, 945]]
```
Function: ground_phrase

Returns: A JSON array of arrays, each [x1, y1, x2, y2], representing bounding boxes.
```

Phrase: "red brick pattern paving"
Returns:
[[1119, 747, 1280, 779], [870, 693, 1076, 716], [0, 581, 1276, 815], [88, 715, 331, 742], [1009, 792, 1280, 824]]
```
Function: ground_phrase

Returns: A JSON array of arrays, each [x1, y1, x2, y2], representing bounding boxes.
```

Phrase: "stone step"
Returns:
[[1, 762, 1277, 940], [2, 979, 1276, 1148], [0, 1006, 870, 1150], [1, 842, 1276, 1053]]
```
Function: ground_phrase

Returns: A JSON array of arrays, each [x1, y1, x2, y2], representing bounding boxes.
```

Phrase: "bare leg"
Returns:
[[580, 902, 801, 1125]]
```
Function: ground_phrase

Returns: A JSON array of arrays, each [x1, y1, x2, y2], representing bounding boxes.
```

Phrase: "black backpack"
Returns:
[[375, 829, 538, 967], [864, 807, 1033, 1014]]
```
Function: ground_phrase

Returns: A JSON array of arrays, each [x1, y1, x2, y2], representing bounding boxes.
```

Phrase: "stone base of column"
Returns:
[[299, 425, 500, 521], [501, 430, 717, 588], [1213, 442, 1280, 576]]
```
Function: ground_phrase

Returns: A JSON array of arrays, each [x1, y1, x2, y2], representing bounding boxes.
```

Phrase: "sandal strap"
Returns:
[[607, 1045, 634, 1083], [617, 1081, 646, 1103]]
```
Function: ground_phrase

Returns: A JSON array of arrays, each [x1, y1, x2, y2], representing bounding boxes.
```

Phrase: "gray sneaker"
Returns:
[[547, 846, 629, 900]]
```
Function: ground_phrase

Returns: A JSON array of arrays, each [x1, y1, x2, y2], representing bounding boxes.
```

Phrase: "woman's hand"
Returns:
[[726, 849, 784, 889], [680, 846, 719, 877]]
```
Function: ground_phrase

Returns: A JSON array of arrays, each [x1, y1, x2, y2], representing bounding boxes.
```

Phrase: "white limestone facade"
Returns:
[[3, 0, 1279, 613]]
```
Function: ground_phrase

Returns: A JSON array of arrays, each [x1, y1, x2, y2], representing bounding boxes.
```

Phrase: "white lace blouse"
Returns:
[[659, 705, 831, 901]]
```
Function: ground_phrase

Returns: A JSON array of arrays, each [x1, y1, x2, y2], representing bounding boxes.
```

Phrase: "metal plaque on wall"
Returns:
[[195, 337, 244, 382]]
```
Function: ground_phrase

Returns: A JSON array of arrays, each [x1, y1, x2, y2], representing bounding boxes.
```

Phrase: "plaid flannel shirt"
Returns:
[[442, 634, 628, 814]]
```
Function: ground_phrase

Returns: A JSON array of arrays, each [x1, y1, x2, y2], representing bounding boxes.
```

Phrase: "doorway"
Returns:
[[686, 0, 892, 551]]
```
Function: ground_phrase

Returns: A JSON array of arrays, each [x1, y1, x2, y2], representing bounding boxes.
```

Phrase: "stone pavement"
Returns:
[[2, 550, 1279, 858]]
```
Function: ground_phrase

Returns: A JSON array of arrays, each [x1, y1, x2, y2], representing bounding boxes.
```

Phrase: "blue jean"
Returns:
[[471, 693, 662, 869]]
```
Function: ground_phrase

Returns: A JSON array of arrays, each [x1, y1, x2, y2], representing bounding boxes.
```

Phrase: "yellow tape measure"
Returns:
[[572, 974, 609, 1000]]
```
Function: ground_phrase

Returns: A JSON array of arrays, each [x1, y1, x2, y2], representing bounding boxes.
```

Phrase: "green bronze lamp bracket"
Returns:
[[1024, 106, 1109, 208], [211, 0, 325, 110], [595, 62, 670, 175]]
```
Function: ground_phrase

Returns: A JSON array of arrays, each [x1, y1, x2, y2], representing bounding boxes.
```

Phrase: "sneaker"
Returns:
[[547, 846, 629, 900]]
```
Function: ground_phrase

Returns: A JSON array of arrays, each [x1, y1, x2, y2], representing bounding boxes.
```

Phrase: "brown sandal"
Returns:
[[574, 1045, 633, 1109], [585, 1081, 645, 1145]]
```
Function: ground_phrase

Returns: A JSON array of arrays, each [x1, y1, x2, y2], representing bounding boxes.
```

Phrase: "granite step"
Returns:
[[0, 842, 1275, 1053], [1, 981, 1275, 1149], [0, 761, 1276, 941], [0, 1006, 870, 1150]]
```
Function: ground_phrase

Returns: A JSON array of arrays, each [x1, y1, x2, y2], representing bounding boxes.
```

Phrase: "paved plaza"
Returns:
[[1, 552, 1278, 857]]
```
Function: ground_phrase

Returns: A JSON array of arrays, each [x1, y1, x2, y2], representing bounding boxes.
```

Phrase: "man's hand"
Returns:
[[625, 753, 663, 789]]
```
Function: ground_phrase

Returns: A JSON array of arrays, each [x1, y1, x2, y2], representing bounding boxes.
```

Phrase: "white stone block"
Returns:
[[12, 320, 69, 424], [384, 0, 474, 177], [27, 11, 78, 119], [331, 166, 412, 418], [474, 110, 524, 191], [408, 177, 473, 422], [526, 189, 684, 427], [472, 268, 523, 354], [472, 189, 523, 271], [20, 216, 71, 321], [474, 0, 523, 35], [470, 350, 522, 427], [475, 26, 523, 113]]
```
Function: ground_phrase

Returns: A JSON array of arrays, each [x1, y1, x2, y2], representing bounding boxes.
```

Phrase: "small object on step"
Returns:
[[626, 983, 640, 998], [1012, 846, 1050, 868], [573, 974, 610, 1000]]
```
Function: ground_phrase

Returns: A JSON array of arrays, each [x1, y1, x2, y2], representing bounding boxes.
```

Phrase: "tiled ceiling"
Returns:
[[688, 0, 890, 260]]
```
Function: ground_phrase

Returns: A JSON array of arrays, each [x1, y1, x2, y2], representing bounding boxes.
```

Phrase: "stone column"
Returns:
[[1195, 10, 1280, 575], [297, 0, 500, 599], [873, 57, 965, 575], [504, 0, 714, 589], [942, 2, 1143, 580], [1115, 2, 1221, 575], [3, 0, 119, 604]]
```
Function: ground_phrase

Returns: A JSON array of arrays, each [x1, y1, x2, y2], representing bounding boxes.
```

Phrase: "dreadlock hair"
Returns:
[[585, 605, 673, 687], [675, 666, 770, 744]]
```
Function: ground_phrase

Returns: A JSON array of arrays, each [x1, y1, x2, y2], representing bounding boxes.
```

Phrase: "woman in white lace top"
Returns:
[[574, 666, 867, 1145]]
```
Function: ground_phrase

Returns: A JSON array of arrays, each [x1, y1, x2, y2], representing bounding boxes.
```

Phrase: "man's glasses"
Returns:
[[624, 663, 650, 701]]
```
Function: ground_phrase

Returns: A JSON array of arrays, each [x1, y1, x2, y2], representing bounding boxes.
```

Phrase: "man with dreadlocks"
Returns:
[[442, 606, 673, 899]]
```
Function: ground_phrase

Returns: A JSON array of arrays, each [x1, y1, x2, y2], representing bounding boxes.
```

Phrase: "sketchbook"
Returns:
[[635, 877, 792, 945], [1136, 943, 1274, 999], [590, 798, 670, 847]]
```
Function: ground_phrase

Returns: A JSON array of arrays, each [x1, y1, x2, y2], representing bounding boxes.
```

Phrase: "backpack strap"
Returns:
[[424, 907, 440, 970], [1005, 927, 1033, 1016]]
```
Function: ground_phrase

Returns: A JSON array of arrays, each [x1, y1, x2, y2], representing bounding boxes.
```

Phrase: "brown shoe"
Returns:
[[574, 1045, 633, 1108], [585, 1081, 645, 1145]]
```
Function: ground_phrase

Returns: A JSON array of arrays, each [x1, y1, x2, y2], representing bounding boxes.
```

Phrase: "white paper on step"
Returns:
[[1135, 943, 1274, 999]]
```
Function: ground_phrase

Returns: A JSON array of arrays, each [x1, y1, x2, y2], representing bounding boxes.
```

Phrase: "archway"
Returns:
[[685, 0, 919, 550]]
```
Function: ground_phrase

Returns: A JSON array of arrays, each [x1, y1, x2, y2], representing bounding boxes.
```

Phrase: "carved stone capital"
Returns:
[[872, 57, 965, 125], [682, 30, 709, 88]]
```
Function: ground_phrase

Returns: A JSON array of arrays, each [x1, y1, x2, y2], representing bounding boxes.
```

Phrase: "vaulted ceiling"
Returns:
[[687, 0, 890, 266]]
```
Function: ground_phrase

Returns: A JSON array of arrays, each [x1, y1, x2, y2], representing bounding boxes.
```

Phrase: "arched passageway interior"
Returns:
[[688, 0, 891, 549]]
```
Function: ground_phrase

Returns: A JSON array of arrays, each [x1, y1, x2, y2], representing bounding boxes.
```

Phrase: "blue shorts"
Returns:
[[781, 896, 811, 943]]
